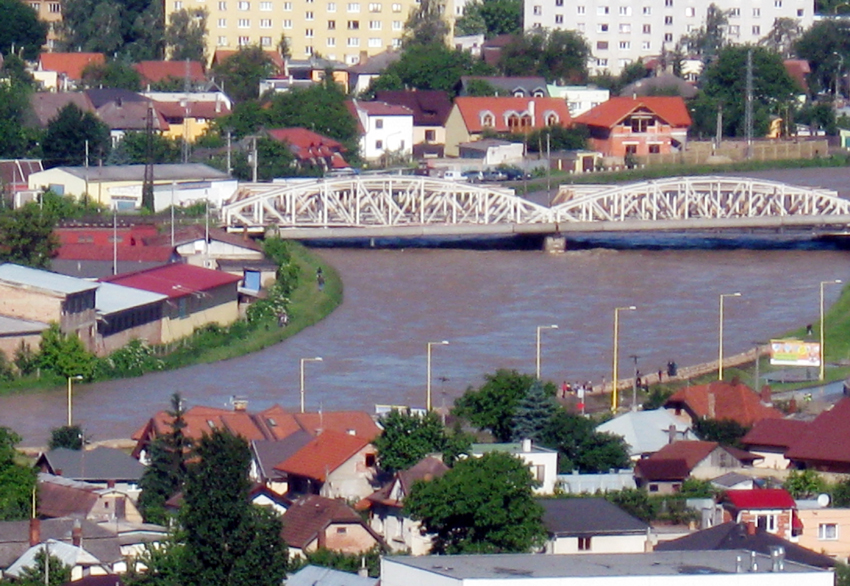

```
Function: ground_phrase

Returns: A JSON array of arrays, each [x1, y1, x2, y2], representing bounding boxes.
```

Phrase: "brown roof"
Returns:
[[664, 380, 784, 427], [274, 431, 372, 482], [574, 97, 692, 129], [785, 397, 850, 466], [0, 518, 121, 569], [634, 458, 691, 481], [134, 61, 206, 84], [741, 418, 809, 451], [96, 100, 169, 132], [280, 495, 375, 550], [153, 100, 231, 120], [363, 456, 448, 509], [39, 53, 105, 80], [37, 477, 99, 519], [30, 93, 97, 127], [647, 440, 720, 469], [292, 411, 381, 442], [374, 90, 453, 127]]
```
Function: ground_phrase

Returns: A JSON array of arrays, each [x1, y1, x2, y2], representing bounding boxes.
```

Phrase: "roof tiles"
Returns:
[[574, 96, 692, 129], [664, 380, 783, 427], [274, 431, 371, 481]]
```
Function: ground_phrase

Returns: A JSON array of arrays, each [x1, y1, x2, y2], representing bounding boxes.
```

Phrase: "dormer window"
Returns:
[[544, 111, 559, 126], [480, 111, 495, 127], [506, 113, 532, 132]]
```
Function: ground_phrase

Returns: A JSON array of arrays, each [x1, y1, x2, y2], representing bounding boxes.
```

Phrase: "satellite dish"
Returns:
[[817, 493, 831, 507]]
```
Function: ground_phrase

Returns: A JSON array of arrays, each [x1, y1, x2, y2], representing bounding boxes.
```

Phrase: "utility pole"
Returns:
[[142, 102, 155, 212], [714, 104, 722, 153], [252, 136, 258, 183], [226, 130, 232, 175], [745, 49, 753, 160]]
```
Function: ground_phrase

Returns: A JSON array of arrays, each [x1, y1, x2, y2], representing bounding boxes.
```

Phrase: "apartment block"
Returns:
[[523, 0, 814, 75]]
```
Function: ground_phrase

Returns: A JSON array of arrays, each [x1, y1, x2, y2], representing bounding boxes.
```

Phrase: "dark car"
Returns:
[[499, 167, 531, 181]]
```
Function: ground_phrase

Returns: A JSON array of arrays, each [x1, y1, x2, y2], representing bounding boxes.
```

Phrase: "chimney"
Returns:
[[72, 519, 82, 547], [760, 385, 772, 406], [667, 424, 677, 444], [788, 397, 797, 413], [750, 550, 758, 572], [769, 546, 785, 572], [107, 479, 115, 489], [359, 50, 368, 65], [521, 438, 532, 452], [643, 527, 653, 552], [29, 518, 40, 547], [527, 100, 536, 126], [747, 521, 757, 536], [707, 392, 716, 419], [358, 557, 368, 577]]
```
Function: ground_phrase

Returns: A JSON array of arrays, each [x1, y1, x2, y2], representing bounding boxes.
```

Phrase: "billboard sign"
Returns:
[[770, 339, 820, 367]]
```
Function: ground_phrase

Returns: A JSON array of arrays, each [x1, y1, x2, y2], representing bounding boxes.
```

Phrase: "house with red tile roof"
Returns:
[[741, 418, 810, 470], [573, 96, 691, 161], [266, 128, 350, 172], [722, 489, 802, 540], [374, 90, 454, 156], [664, 380, 784, 428], [274, 430, 378, 501], [280, 495, 383, 557], [346, 100, 414, 163], [634, 440, 759, 494], [784, 397, 850, 473], [444, 96, 572, 157], [145, 92, 232, 143], [35, 53, 105, 91], [134, 61, 206, 86], [101, 263, 240, 342]]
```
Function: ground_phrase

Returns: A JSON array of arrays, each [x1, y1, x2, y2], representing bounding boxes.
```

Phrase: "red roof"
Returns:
[[134, 61, 206, 84], [783, 60, 810, 93], [56, 225, 160, 247], [56, 244, 175, 262], [741, 418, 809, 451], [724, 489, 797, 510], [574, 97, 692, 129], [267, 127, 349, 168], [101, 263, 240, 299], [280, 495, 376, 550], [453, 96, 572, 133], [274, 431, 372, 481], [292, 411, 380, 441], [785, 397, 850, 466], [646, 440, 719, 469], [664, 380, 783, 427], [153, 100, 231, 120], [39, 53, 105, 81], [634, 458, 691, 481]]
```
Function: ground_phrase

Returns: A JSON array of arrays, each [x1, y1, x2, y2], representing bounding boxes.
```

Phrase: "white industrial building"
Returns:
[[523, 0, 814, 75]]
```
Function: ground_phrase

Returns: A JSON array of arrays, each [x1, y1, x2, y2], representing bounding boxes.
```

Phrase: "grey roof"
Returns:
[[46, 164, 230, 182], [0, 263, 98, 296], [385, 550, 827, 579], [96, 282, 167, 316], [596, 408, 695, 456], [5, 540, 102, 576], [0, 518, 121, 569], [251, 431, 313, 481], [471, 442, 556, 455], [37, 447, 146, 483], [347, 49, 401, 74], [619, 73, 699, 99], [0, 314, 49, 336], [286, 565, 378, 586], [460, 76, 550, 96], [538, 498, 648, 536], [711, 472, 754, 488]]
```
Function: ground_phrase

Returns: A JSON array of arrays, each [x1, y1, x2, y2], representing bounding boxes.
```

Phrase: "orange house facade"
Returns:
[[574, 97, 691, 161]]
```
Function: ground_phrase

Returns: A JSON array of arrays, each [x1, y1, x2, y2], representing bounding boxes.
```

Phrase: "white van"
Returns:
[[442, 170, 468, 182]]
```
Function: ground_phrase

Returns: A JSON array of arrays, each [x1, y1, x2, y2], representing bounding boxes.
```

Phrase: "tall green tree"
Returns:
[[498, 30, 591, 83], [59, 0, 162, 58], [795, 20, 850, 95], [403, 0, 449, 47], [0, 203, 59, 269], [212, 45, 276, 103], [0, 80, 39, 158], [540, 410, 630, 473], [0, 427, 36, 521], [36, 323, 97, 380], [404, 451, 546, 554], [48, 425, 84, 450], [760, 17, 802, 59], [42, 104, 111, 168], [692, 417, 749, 448], [454, 0, 522, 38], [0, 0, 48, 60], [681, 3, 729, 64], [108, 131, 183, 165], [180, 429, 288, 586], [510, 380, 558, 443], [165, 8, 209, 63], [81, 61, 143, 91], [373, 410, 470, 472]]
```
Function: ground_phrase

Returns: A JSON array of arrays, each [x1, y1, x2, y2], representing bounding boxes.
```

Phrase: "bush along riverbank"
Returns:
[[0, 240, 341, 394]]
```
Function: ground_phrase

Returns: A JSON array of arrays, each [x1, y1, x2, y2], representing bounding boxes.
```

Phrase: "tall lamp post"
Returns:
[[820, 279, 842, 381], [718, 292, 742, 381], [427, 340, 449, 411], [67, 375, 83, 426], [612, 305, 636, 412], [536, 324, 558, 379], [300, 357, 323, 413]]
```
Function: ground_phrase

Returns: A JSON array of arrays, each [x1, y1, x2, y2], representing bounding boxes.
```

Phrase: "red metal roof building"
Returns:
[[266, 128, 350, 171], [722, 488, 802, 540]]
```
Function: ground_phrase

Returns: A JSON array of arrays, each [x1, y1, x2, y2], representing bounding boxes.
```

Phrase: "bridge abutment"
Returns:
[[543, 235, 566, 253]]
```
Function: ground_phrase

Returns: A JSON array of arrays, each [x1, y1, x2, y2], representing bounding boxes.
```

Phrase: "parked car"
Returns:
[[462, 170, 484, 183], [443, 170, 468, 182], [481, 170, 508, 182], [499, 167, 531, 181]]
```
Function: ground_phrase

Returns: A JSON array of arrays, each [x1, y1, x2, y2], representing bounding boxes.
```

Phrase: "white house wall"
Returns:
[[546, 534, 648, 554]]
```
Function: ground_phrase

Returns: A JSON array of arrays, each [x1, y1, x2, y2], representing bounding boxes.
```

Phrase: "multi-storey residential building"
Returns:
[[168, 0, 427, 66], [26, 0, 64, 50], [523, 0, 814, 75]]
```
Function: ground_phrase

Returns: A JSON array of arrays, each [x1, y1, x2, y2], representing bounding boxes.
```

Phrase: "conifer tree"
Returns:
[[510, 380, 557, 444]]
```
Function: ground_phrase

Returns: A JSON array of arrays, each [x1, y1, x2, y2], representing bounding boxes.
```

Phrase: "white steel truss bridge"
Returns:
[[221, 175, 850, 239]]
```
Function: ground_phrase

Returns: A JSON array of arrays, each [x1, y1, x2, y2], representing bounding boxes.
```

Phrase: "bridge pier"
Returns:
[[543, 235, 566, 253]]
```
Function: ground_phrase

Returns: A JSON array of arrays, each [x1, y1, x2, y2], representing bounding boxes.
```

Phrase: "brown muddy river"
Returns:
[[2, 167, 850, 446]]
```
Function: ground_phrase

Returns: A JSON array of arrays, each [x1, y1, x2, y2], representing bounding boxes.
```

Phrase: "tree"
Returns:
[[48, 425, 84, 450], [464, 78, 499, 96], [180, 429, 288, 586], [784, 469, 826, 499], [455, 0, 522, 38], [540, 410, 630, 473], [605, 488, 656, 522], [760, 17, 802, 59], [212, 45, 276, 103], [692, 417, 749, 449], [404, 451, 547, 554], [681, 3, 728, 64], [230, 137, 295, 181], [165, 8, 209, 63], [373, 410, 470, 472], [109, 131, 183, 165], [0, 203, 60, 269], [403, 0, 449, 47], [59, 0, 163, 58], [14, 550, 72, 586], [299, 547, 381, 577], [42, 104, 111, 168], [0, 427, 36, 521], [81, 61, 143, 91], [138, 394, 189, 524], [0, 81, 39, 159], [453, 369, 556, 442], [0, 0, 47, 60], [795, 20, 850, 96], [510, 380, 558, 443], [36, 323, 97, 380], [498, 30, 591, 83]]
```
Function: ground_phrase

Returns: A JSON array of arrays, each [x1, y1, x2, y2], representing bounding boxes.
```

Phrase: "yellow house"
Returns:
[[796, 507, 850, 563], [146, 92, 233, 143]]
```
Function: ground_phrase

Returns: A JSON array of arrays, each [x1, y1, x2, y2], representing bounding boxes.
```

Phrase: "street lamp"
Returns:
[[300, 357, 323, 413], [536, 324, 558, 379], [426, 341, 449, 411], [612, 306, 636, 412], [718, 292, 742, 381], [820, 279, 842, 381], [67, 375, 83, 426]]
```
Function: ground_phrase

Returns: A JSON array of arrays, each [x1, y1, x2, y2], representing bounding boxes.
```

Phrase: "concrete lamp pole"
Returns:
[[67, 375, 83, 426], [536, 324, 558, 379], [612, 306, 636, 413], [300, 357, 323, 413], [427, 341, 449, 411], [718, 292, 742, 381], [820, 279, 842, 381]]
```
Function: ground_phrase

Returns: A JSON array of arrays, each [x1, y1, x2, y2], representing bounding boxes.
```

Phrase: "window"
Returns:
[[369, 37, 381, 46], [641, 40, 650, 49], [533, 4, 541, 14], [392, 2, 400, 10], [306, 10, 314, 18], [642, 6, 650, 14], [283, 18, 292, 27], [597, 5, 608, 14], [752, 25, 760, 35], [755, 514, 777, 533], [481, 112, 494, 127], [619, 23, 630, 33], [365, 453, 376, 467], [336, 527, 348, 534], [729, 7, 739, 17], [347, 19, 359, 28], [327, 37, 336, 45], [576, 22, 585, 30], [797, 8, 804, 15], [664, 15, 672, 24], [369, 19, 381, 28], [305, 45, 313, 54], [347, 36, 359, 45], [328, 19, 335, 27], [260, 18, 271, 27], [369, 2, 381, 10], [217, 35, 227, 45], [578, 537, 592, 551], [238, 18, 249, 27], [554, 14, 562, 22], [425, 129, 435, 142], [328, 1, 336, 9], [649, 144, 660, 154], [218, 1, 226, 8], [305, 28, 313, 36], [29, 3, 39, 11], [375, 118, 384, 129], [555, 0, 562, 5], [392, 37, 401, 46], [375, 139, 383, 149], [260, 1, 271, 9], [618, 6, 630, 15], [238, 0, 249, 9], [664, 0, 672, 5], [283, 1, 291, 8], [642, 24, 650, 33], [753, 7, 760, 16], [217, 17, 226, 27], [596, 41, 608, 50], [174, 1, 182, 9], [663, 32, 672, 41], [774, 0, 782, 6], [819, 523, 839, 540], [507, 114, 532, 132], [728, 24, 739, 34], [576, 5, 585, 13], [238, 35, 250, 45], [685, 6, 694, 16], [392, 19, 401, 29], [347, 2, 359, 10], [619, 41, 630, 49], [630, 116, 651, 132], [596, 58, 608, 67], [597, 23, 608, 32], [261, 35, 272, 45]]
